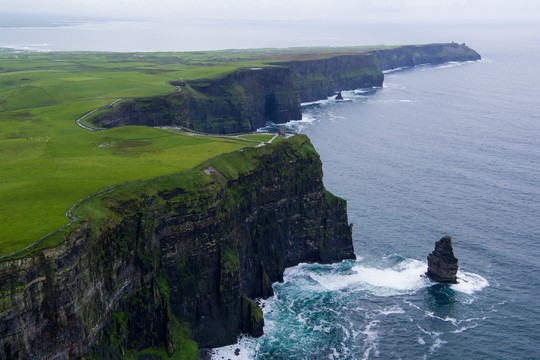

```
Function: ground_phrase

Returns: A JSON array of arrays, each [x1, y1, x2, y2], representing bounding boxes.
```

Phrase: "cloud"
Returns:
[[1, 0, 539, 21]]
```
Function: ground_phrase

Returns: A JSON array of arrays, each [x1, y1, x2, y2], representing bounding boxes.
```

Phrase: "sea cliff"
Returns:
[[373, 42, 481, 71], [0, 135, 355, 359], [273, 53, 383, 103], [90, 43, 481, 134], [91, 67, 302, 134]]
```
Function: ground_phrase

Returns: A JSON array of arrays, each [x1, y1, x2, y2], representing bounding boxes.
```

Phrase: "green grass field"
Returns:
[[0, 50, 276, 255], [0, 46, 381, 256]]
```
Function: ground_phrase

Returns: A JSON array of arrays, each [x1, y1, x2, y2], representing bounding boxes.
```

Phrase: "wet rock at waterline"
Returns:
[[426, 236, 459, 284]]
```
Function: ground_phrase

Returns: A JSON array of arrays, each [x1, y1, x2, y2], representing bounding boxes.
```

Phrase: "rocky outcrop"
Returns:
[[426, 236, 459, 284], [373, 42, 481, 71], [0, 135, 355, 358]]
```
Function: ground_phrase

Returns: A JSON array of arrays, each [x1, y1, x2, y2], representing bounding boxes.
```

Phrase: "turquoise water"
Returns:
[[214, 29, 540, 359]]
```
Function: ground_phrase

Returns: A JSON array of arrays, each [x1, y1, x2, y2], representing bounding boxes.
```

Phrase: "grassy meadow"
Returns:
[[0, 46, 381, 256], [0, 50, 282, 255]]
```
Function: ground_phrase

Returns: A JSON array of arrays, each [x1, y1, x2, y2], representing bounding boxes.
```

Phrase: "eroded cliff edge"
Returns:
[[0, 135, 355, 359], [90, 43, 480, 134]]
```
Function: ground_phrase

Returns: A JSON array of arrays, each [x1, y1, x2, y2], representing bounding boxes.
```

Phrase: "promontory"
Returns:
[[0, 42, 480, 359]]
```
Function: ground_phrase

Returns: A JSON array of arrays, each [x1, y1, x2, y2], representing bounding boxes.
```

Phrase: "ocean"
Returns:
[[2, 16, 539, 360], [214, 25, 540, 359]]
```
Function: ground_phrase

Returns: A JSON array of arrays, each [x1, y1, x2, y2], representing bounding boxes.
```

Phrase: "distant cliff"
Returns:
[[0, 135, 355, 359], [90, 43, 480, 134], [372, 42, 481, 71], [274, 53, 383, 103], [91, 67, 302, 134], [90, 53, 381, 134]]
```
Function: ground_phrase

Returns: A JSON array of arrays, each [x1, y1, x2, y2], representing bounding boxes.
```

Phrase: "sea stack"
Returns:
[[426, 236, 459, 284], [335, 91, 344, 100]]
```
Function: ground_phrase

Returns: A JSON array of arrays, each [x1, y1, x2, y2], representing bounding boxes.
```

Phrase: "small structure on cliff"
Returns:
[[426, 236, 459, 284], [335, 91, 344, 100]]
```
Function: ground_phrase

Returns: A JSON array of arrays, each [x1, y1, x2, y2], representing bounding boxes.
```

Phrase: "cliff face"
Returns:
[[277, 53, 383, 103], [91, 67, 302, 134], [90, 54, 383, 133], [188, 67, 302, 130], [373, 43, 481, 71], [90, 44, 480, 133], [0, 135, 355, 359]]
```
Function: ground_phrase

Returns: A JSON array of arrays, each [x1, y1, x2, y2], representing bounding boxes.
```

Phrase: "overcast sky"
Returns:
[[2, 0, 539, 22]]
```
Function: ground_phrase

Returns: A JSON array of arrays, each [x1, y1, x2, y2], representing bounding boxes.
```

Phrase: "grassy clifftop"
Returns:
[[0, 133, 354, 358], [0, 43, 480, 255], [0, 47, 374, 254]]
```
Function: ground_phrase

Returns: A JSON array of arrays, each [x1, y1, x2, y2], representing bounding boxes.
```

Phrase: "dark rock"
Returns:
[[373, 43, 481, 71], [276, 54, 383, 103], [426, 236, 459, 284], [90, 44, 481, 135], [0, 135, 355, 358], [92, 67, 302, 134], [335, 91, 344, 100]]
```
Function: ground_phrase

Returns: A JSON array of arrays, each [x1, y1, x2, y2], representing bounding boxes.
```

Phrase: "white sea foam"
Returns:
[[376, 305, 405, 316], [351, 259, 429, 295], [260, 113, 318, 133], [210, 334, 257, 360], [451, 271, 490, 295], [428, 337, 447, 353], [286, 113, 317, 131], [425, 311, 458, 326], [383, 66, 410, 74], [421, 61, 476, 71], [302, 259, 429, 296], [301, 95, 334, 107], [327, 111, 346, 121], [361, 320, 380, 360], [451, 323, 478, 333], [285, 260, 488, 299]]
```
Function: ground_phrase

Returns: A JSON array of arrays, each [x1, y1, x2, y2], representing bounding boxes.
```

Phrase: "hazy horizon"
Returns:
[[1, 0, 539, 23], [1, 1, 539, 52]]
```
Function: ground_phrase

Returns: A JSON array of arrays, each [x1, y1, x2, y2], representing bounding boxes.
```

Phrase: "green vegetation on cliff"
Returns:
[[0, 43, 480, 256], [0, 48, 357, 255], [0, 132, 355, 358]]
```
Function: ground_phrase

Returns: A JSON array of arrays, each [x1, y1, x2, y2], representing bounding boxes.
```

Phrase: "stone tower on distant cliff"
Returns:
[[426, 236, 459, 284]]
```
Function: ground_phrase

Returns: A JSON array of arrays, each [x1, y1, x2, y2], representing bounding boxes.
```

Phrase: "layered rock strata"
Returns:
[[426, 236, 459, 284], [0, 135, 355, 359], [91, 43, 481, 134], [373, 42, 481, 71]]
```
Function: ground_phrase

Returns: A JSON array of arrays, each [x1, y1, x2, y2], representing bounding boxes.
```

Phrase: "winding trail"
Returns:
[[2, 102, 290, 260], [75, 98, 123, 131]]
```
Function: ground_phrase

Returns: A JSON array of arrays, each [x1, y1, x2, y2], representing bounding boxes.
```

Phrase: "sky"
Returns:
[[2, 0, 540, 22]]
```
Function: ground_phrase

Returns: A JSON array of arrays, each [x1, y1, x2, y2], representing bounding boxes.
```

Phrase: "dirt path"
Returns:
[[75, 98, 123, 131]]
